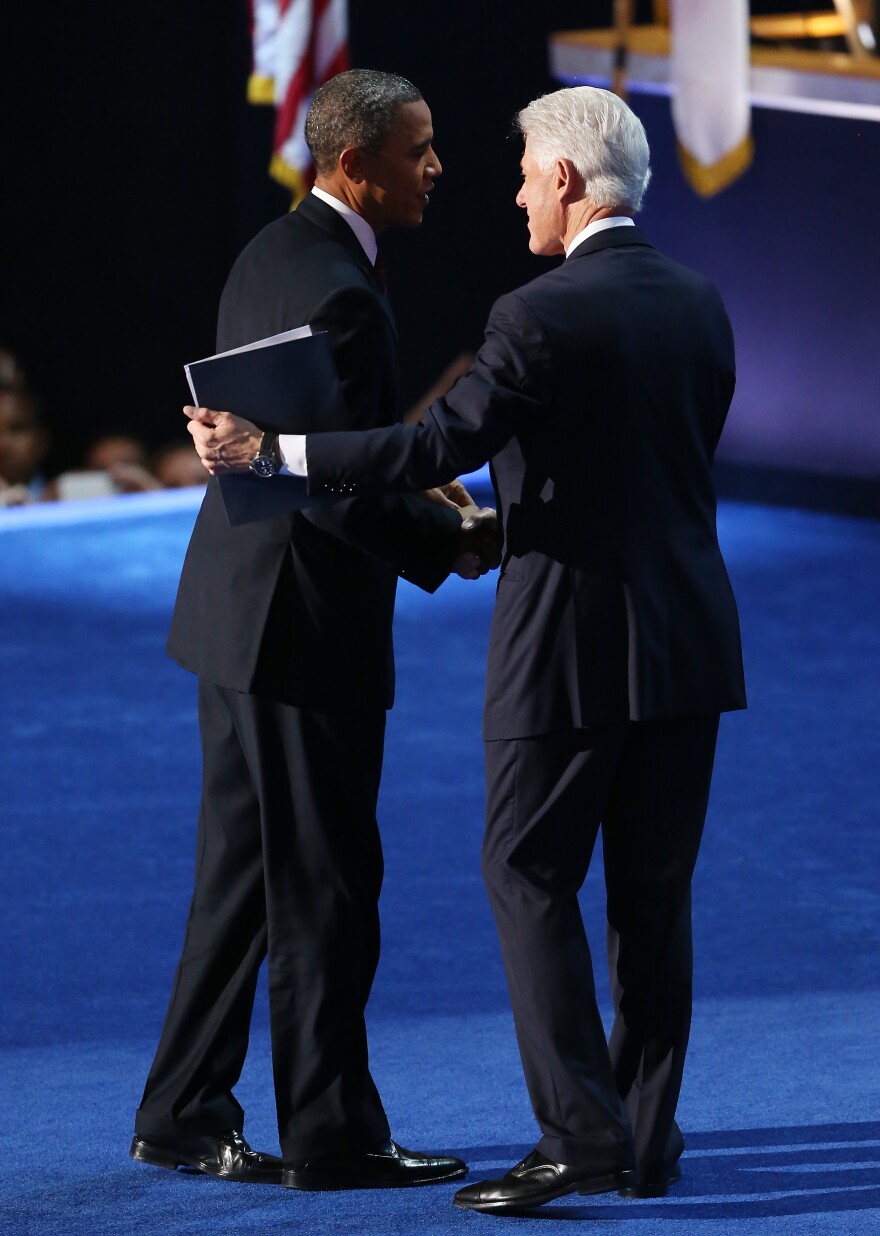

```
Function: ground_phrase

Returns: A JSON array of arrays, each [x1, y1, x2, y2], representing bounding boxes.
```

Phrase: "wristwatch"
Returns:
[[249, 431, 278, 478]]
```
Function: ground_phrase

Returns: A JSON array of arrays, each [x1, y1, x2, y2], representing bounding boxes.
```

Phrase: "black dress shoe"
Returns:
[[130, 1129, 283, 1183], [619, 1164, 682, 1198], [453, 1150, 635, 1213], [282, 1140, 468, 1191]]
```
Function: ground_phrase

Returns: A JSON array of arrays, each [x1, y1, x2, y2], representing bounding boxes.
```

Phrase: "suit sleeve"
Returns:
[[298, 283, 462, 593], [306, 290, 552, 497]]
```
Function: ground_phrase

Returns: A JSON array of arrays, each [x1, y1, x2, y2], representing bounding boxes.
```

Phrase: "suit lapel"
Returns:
[[295, 195, 397, 336], [295, 195, 393, 306], [295, 194, 374, 274]]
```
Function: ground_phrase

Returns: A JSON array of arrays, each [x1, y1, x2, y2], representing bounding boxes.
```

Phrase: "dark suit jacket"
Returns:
[[167, 194, 461, 711], [306, 226, 747, 737]]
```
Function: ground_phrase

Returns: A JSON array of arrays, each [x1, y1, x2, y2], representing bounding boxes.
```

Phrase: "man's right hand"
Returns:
[[453, 506, 501, 580]]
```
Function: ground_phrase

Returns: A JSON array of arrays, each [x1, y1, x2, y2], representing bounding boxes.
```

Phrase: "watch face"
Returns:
[[250, 454, 278, 478]]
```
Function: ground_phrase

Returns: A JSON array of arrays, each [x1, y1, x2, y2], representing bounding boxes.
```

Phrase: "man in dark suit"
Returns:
[[191, 85, 746, 1212], [130, 69, 494, 1192]]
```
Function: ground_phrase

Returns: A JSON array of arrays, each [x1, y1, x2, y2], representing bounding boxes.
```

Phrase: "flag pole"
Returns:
[[612, 0, 635, 98], [832, 0, 874, 56]]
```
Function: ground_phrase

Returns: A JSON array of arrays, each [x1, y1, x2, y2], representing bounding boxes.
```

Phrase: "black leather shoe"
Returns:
[[453, 1150, 635, 1213], [282, 1140, 468, 1191], [130, 1129, 283, 1183], [619, 1164, 682, 1198]]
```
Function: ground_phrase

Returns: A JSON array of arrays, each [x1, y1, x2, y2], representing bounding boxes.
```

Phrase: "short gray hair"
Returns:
[[306, 69, 423, 175], [517, 86, 651, 213]]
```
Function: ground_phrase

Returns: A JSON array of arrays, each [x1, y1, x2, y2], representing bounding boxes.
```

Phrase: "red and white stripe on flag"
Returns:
[[248, 0, 349, 204]]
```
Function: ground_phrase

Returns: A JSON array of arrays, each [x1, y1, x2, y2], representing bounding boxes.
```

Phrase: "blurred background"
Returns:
[[2, 10, 879, 1232], [1, 1, 877, 504]]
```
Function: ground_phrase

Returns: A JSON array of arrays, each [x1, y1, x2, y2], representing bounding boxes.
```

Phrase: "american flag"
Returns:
[[248, 0, 350, 204]]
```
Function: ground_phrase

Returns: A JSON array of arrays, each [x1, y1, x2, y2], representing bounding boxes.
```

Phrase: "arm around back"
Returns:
[[305, 290, 552, 498]]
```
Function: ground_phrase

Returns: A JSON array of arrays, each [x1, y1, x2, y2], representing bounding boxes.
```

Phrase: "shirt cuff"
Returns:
[[277, 434, 309, 476]]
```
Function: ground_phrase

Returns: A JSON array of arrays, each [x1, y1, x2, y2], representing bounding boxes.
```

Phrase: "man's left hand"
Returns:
[[184, 405, 262, 475]]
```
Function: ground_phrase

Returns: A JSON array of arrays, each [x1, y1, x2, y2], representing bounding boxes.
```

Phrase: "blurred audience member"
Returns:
[[76, 432, 158, 495], [78, 439, 207, 493], [55, 435, 207, 497], [152, 442, 208, 489], [1, 409, 208, 508], [0, 347, 27, 389], [85, 434, 150, 472], [0, 383, 51, 506]]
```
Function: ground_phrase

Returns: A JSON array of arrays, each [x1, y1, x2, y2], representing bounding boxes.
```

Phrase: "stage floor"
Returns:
[[1, 489, 878, 1235]]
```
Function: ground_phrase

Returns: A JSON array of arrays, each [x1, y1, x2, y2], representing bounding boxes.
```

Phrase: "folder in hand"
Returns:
[[184, 326, 344, 526]]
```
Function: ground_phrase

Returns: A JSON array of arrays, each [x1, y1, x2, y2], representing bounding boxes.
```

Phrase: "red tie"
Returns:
[[373, 250, 388, 295]]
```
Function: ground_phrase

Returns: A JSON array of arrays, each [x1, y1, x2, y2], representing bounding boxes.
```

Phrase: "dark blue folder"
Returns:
[[184, 328, 344, 526]]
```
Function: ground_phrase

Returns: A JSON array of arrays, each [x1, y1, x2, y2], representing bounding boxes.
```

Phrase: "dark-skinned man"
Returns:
[[131, 69, 497, 1193]]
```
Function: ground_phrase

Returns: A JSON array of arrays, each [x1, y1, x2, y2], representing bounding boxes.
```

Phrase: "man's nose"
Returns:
[[428, 148, 442, 178]]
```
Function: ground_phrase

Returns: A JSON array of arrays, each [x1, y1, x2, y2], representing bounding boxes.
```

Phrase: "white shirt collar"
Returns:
[[310, 186, 378, 265], [566, 215, 635, 258]]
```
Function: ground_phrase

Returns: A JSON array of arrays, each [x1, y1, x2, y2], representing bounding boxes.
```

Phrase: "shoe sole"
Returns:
[[129, 1138, 281, 1184], [454, 1169, 635, 1213], [618, 1169, 682, 1199], [283, 1165, 468, 1191]]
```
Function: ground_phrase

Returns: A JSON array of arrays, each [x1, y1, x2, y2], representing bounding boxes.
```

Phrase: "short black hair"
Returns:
[[305, 68, 423, 174]]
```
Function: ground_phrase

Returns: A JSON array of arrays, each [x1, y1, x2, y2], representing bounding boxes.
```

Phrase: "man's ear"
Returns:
[[555, 158, 584, 205], [339, 146, 365, 184]]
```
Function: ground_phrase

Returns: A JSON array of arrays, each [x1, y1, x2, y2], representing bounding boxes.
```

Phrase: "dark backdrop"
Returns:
[[0, 1, 611, 469], [0, 1, 806, 471]]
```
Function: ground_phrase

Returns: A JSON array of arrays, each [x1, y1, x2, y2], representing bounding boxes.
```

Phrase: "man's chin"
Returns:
[[408, 195, 432, 226], [529, 236, 562, 257]]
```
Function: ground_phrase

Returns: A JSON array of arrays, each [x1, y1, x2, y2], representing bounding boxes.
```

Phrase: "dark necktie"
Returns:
[[373, 250, 388, 295]]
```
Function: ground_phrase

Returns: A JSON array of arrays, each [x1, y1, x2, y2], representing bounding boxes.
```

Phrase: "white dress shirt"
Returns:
[[565, 215, 634, 258], [310, 185, 378, 265]]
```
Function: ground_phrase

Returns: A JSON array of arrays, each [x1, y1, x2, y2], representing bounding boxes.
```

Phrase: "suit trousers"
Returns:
[[481, 715, 719, 1173], [134, 681, 391, 1160]]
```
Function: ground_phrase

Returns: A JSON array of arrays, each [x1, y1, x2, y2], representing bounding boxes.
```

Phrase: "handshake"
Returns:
[[183, 405, 501, 582], [425, 478, 501, 582]]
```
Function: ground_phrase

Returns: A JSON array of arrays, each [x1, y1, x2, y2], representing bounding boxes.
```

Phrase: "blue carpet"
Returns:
[[1, 490, 878, 1235]]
